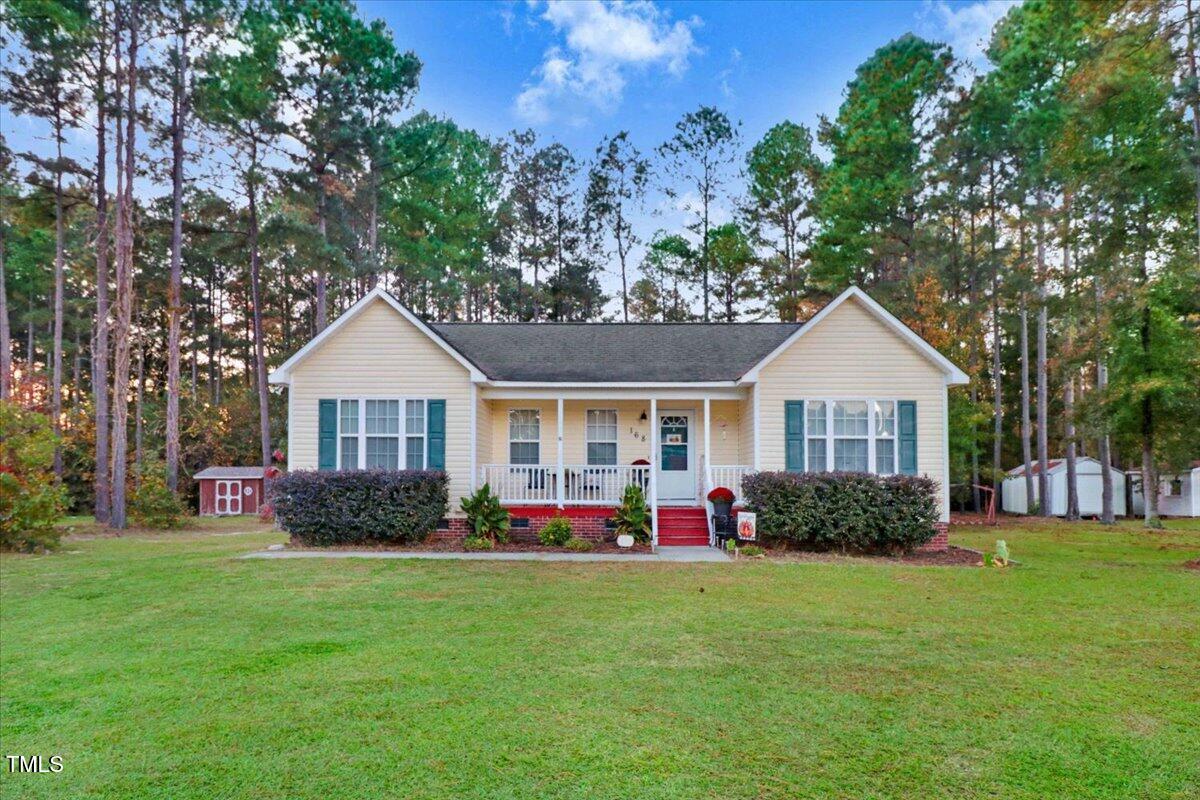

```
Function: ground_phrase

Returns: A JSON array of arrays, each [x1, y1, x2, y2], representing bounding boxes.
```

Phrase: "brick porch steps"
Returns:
[[657, 507, 710, 547]]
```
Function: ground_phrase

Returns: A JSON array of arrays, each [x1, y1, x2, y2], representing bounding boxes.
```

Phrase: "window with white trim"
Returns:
[[509, 409, 540, 464], [806, 401, 827, 472], [336, 398, 427, 470], [873, 400, 896, 475], [586, 409, 618, 465], [339, 400, 359, 470], [805, 399, 898, 475]]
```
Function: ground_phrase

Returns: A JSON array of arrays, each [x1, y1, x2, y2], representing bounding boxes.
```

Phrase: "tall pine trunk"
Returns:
[[1137, 214, 1161, 529], [134, 328, 144, 478], [1187, 0, 1200, 255], [0, 180, 10, 400], [1021, 298, 1034, 512], [1095, 275, 1115, 523], [1035, 192, 1050, 516], [1062, 199, 1079, 520], [93, 6, 112, 523], [314, 180, 328, 331], [247, 149, 272, 468], [989, 162, 1002, 500], [165, 5, 187, 493], [52, 100, 66, 478], [109, 0, 138, 530]]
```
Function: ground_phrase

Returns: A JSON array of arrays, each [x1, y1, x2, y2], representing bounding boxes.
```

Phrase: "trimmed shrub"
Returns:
[[742, 471, 939, 553], [463, 536, 493, 551], [539, 515, 573, 546], [565, 537, 594, 552], [271, 469, 448, 546]]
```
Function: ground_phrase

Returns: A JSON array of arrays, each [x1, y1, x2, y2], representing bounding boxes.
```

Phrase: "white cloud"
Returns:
[[920, 0, 1018, 68], [515, 1, 701, 124]]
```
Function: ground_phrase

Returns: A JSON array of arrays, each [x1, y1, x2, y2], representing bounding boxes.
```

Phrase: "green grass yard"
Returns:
[[2, 517, 1198, 799]]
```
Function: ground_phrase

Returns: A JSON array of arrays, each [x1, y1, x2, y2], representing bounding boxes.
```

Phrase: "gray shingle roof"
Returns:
[[428, 322, 803, 382], [194, 466, 266, 479]]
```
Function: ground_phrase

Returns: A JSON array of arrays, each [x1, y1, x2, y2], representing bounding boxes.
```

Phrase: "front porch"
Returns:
[[473, 392, 757, 547]]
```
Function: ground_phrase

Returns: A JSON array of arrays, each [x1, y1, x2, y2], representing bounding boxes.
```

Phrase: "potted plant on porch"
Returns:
[[707, 486, 735, 518]]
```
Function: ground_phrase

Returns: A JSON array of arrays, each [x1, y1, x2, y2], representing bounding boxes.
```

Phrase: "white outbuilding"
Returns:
[[1130, 465, 1200, 518], [1002, 457, 1126, 517]]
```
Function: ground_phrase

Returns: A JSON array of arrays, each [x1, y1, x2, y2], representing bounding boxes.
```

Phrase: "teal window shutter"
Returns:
[[898, 400, 917, 475], [785, 400, 805, 472], [427, 400, 446, 470], [318, 399, 337, 471]]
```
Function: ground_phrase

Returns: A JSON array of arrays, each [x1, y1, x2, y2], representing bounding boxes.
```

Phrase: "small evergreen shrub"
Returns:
[[271, 470, 449, 546], [460, 483, 510, 543], [463, 536, 494, 551], [565, 537, 594, 552], [538, 515, 573, 546], [742, 471, 939, 553], [129, 467, 186, 529], [613, 484, 652, 544], [738, 545, 765, 558], [0, 401, 68, 551]]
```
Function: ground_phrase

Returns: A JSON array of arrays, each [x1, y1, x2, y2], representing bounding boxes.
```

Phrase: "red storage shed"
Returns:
[[196, 466, 265, 516]]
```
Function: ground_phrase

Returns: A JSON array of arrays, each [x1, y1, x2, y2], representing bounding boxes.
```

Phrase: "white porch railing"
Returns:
[[480, 464, 650, 506], [709, 465, 755, 502]]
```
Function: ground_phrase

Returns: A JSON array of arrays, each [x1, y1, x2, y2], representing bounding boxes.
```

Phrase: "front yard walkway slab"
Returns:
[[240, 546, 730, 563]]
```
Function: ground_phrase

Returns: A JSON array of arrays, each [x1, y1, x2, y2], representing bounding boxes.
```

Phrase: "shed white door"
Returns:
[[657, 411, 695, 502], [215, 480, 242, 515]]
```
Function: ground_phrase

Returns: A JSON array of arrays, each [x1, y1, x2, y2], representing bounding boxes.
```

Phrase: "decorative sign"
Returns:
[[664, 433, 683, 445], [243, 486, 253, 496], [736, 512, 757, 541]]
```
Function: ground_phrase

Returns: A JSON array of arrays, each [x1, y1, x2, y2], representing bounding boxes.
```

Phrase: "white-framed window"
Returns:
[[509, 409, 540, 464], [339, 399, 359, 470], [337, 398, 427, 470], [806, 401, 827, 472], [586, 409, 618, 465], [805, 399, 899, 475], [405, 400, 425, 470]]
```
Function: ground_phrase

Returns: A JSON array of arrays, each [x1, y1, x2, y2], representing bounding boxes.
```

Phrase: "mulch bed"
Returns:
[[743, 544, 986, 567], [287, 538, 654, 555]]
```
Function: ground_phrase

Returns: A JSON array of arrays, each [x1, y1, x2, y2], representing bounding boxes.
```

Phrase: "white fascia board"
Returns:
[[481, 386, 747, 401], [738, 286, 970, 385], [268, 287, 486, 384], [485, 380, 739, 388]]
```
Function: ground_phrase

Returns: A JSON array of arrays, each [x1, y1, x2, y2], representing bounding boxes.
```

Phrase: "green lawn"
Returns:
[[2, 517, 1198, 799]]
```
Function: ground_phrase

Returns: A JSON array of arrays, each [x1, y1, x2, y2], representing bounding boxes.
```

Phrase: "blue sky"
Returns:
[[364, 0, 1011, 156]]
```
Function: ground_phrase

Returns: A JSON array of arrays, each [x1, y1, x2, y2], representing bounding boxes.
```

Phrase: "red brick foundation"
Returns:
[[917, 522, 950, 553], [433, 506, 616, 543]]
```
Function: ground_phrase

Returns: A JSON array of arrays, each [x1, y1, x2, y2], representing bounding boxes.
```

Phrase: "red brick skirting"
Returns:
[[917, 522, 950, 552], [434, 506, 616, 543]]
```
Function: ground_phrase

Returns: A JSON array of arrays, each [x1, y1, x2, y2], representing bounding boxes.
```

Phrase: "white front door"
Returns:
[[657, 411, 695, 502], [215, 480, 242, 515]]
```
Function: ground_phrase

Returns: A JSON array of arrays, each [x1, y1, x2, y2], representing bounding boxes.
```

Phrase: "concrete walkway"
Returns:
[[240, 545, 729, 563]]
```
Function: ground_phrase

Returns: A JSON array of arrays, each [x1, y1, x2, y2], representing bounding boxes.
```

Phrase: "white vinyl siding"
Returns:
[[757, 297, 949, 520], [287, 299, 473, 506]]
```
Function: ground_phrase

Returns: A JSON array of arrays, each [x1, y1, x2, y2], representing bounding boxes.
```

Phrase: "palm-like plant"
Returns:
[[460, 484, 510, 543], [613, 484, 652, 544]]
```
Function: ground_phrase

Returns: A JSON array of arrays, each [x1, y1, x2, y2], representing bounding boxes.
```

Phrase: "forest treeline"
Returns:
[[1, 0, 1197, 528]]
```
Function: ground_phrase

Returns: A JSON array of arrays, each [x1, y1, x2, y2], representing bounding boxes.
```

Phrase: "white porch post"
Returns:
[[752, 383, 762, 471], [649, 397, 658, 547], [556, 396, 564, 509], [469, 383, 477, 493], [704, 396, 712, 475]]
